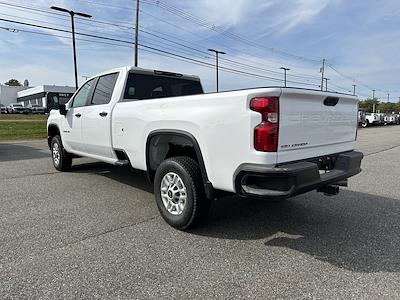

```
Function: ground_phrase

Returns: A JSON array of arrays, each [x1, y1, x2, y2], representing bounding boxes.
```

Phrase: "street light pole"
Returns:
[[134, 0, 140, 67], [372, 89, 376, 100], [280, 67, 290, 87], [50, 6, 92, 90], [387, 93, 390, 103], [352, 84, 356, 96], [323, 78, 330, 92], [320, 58, 325, 91], [208, 48, 226, 92]]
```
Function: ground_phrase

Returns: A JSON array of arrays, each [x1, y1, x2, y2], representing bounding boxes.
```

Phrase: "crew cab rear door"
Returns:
[[81, 72, 119, 159], [277, 89, 358, 164]]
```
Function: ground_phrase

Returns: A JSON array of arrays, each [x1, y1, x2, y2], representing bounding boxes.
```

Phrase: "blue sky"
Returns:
[[0, 0, 399, 100]]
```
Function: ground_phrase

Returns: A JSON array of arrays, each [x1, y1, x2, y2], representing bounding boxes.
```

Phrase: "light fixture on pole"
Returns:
[[208, 48, 226, 92], [50, 6, 92, 90], [280, 67, 290, 87]]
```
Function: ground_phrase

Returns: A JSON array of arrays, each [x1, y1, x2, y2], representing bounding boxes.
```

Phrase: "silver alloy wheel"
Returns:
[[52, 142, 60, 167], [160, 172, 187, 216]]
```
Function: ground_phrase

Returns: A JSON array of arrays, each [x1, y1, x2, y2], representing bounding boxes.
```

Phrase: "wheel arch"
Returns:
[[145, 129, 215, 198], [47, 123, 60, 149]]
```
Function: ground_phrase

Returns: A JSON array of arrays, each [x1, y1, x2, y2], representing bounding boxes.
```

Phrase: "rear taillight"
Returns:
[[250, 97, 279, 152]]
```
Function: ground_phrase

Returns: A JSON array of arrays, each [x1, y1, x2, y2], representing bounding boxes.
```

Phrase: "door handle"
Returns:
[[75, 113, 82, 118], [99, 112, 108, 117]]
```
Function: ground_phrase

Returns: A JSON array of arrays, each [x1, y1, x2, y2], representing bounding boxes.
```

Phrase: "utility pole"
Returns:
[[208, 49, 226, 92], [134, 0, 140, 67], [323, 77, 329, 92], [387, 93, 390, 103], [51, 6, 92, 90], [320, 58, 325, 91], [372, 89, 376, 100], [280, 67, 290, 87], [352, 84, 356, 96]]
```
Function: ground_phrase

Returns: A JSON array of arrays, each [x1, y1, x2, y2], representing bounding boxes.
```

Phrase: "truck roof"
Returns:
[[87, 66, 201, 82]]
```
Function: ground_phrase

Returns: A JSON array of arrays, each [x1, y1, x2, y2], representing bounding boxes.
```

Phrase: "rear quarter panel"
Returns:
[[112, 88, 281, 192]]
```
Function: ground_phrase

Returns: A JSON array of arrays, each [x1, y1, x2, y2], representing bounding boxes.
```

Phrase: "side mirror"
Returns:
[[59, 104, 67, 116]]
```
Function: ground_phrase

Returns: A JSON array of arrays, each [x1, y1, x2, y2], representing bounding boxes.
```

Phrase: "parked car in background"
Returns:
[[27, 104, 46, 114], [7, 103, 28, 114], [388, 114, 397, 125], [395, 114, 400, 125], [358, 111, 366, 127], [0, 104, 6, 114], [362, 113, 381, 127]]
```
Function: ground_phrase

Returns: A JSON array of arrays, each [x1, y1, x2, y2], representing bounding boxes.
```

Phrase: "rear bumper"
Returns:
[[234, 151, 363, 200]]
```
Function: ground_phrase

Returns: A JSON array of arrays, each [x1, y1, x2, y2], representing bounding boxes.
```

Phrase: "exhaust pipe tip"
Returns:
[[318, 185, 340, 196]]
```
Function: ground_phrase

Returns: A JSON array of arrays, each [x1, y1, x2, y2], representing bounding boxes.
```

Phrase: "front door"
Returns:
[[61, 79, 95, 153], [81, 73, 119, 158]]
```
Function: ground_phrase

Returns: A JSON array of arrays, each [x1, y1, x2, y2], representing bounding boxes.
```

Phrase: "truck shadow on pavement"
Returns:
[[0, 143, 49, 162], [71, 161, 154, 194], [193, 191, 400, 274], [70, 161, 399, 274]]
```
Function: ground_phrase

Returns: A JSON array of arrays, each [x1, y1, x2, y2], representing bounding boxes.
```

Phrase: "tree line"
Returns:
[[359, 99, 400, 113]]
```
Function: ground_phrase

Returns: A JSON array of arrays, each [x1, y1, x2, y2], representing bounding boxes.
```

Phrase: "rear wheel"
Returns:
[[51, 135, 72, 171], [154, 157, 210, 230]]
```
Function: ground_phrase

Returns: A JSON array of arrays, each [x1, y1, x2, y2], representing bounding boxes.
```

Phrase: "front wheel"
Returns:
[[51, 135, 72, 171], [361, 120, 369, 128], [154, 157, 211, 230]]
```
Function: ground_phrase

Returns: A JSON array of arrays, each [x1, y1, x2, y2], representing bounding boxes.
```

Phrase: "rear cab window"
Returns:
[[91, 73, 119, 105], [123, 72, 203, 101]]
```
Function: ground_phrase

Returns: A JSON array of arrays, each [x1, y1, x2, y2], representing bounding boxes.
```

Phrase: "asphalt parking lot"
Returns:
[[1, 126, 400, 299]]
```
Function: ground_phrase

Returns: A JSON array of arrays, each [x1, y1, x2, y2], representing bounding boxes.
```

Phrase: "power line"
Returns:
[[141, 0, 321, 63], [70, 0, 321, 63], [0, 1, 134, 30], [0, 19, 320, 88], [1, 0, 393, 95], [0, 0, 323, 81]]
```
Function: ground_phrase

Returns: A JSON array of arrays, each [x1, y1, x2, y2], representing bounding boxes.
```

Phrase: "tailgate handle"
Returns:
[[323, 97, 339, 106]]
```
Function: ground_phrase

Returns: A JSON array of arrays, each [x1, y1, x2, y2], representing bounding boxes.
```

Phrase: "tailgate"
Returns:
[[277, 89, 358, 164]]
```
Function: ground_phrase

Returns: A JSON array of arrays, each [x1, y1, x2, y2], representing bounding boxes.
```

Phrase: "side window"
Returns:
[[72, 79, 95, 108], [91, 73, 119, 105]]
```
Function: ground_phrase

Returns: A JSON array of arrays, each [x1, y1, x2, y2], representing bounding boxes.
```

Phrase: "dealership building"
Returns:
[[17, 85, 76, 111], [0, 84, 76, 111]]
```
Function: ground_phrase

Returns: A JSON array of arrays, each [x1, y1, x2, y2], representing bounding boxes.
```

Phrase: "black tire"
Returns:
[[154, 156, 211, 230], [361, 120, 369, 128], [51, 135, 72, 171]]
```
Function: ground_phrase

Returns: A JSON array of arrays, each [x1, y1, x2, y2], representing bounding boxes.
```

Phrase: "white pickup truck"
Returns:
[[47, 66, 363, 229]]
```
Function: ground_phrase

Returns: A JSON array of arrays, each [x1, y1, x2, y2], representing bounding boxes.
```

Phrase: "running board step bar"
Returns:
[[115, 160, 130, 166]]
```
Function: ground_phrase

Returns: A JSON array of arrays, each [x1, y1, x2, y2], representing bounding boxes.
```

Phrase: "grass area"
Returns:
[[0, 114, 48, 121], [0, 114, 48, 141]]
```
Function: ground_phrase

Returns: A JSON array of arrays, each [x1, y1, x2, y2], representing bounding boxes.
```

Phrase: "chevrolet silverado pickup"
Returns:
[[47, 66, 363, 229]]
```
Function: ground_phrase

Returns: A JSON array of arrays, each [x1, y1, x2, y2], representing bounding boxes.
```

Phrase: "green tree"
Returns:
[[4, 79, 22, 86], [377, 102, 397, 113], [359, 98, 380, 112]]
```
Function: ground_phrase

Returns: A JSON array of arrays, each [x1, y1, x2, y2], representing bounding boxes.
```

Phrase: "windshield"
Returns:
[[13, 104, 23, 107], [123, 73, 203, 100]]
